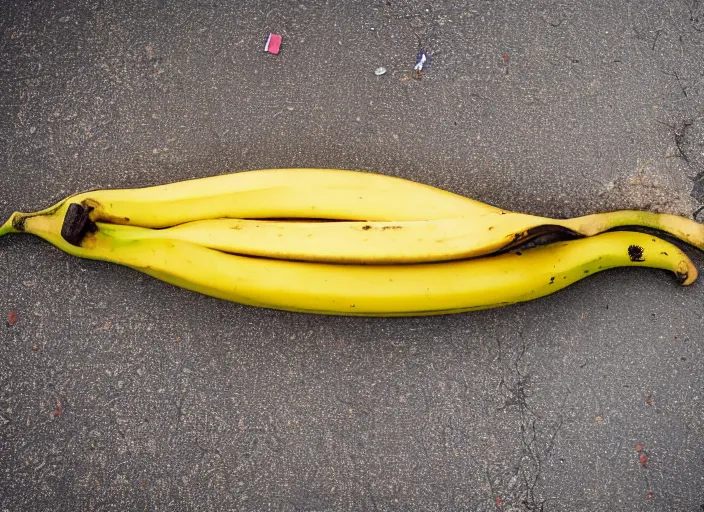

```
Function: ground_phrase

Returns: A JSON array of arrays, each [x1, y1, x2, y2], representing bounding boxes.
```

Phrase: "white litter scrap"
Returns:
[[374, 67, 387, 76], [413, 51, 428, 79], [413, 52, 427, 71]]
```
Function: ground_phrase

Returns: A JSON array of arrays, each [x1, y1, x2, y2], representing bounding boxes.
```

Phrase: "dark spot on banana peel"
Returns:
[[61, 203, 97, 246], [549, 276, 555, 285], [498, 225, 579, 254], [382, 225, 402, 230], [11, 214, 26, 231], [628, 244, 645, 262], [660, 251, 668, 256], [362, 225, 371, 230], [515, 251, 522, 256], [584, 270, 589, 274]]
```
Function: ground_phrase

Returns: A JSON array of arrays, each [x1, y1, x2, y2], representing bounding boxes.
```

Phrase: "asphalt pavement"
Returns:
[[1, 1, 703, 510]]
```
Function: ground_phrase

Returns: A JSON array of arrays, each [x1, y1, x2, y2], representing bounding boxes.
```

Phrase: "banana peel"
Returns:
[[0, 168, 701, 316]]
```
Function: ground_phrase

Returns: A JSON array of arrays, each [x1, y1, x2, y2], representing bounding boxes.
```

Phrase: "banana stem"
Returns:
[[562, 210, 704, 250], [0, 215, 18, 237]]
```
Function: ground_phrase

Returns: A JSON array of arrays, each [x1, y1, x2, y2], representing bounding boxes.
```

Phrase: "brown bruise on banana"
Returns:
[[359, 224, 403, 231]]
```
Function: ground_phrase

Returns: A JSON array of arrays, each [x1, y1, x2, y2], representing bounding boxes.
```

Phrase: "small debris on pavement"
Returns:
[[51, 397, 63, 416], [635, 444, 648, 467], [7, 311, 17, 326], [646, 393, 654, 406], [413, 50, 428, 79], [264, 33, 282, 55], [96, 321, 112, 331], [32, 345, 39, 351], [374, 66, 387, 76]]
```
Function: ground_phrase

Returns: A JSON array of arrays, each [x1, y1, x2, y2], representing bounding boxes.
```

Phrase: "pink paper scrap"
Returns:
[[264, 33, 282, 54]]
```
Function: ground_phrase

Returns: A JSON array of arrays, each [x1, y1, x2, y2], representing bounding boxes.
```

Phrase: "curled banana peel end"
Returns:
[[678, 258, 698, 286]]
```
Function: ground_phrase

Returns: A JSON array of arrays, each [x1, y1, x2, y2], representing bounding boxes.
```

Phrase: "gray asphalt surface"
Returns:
[[1, 1, 704, 510]]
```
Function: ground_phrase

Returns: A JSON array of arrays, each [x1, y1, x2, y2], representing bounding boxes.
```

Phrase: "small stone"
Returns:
[[374, 67, 387, 76], [29, 126, 36, 134]]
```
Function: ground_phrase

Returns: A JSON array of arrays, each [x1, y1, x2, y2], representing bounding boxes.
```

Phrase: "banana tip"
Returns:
[[678, 260, 698, 286], [0, 215, 17, 237]]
